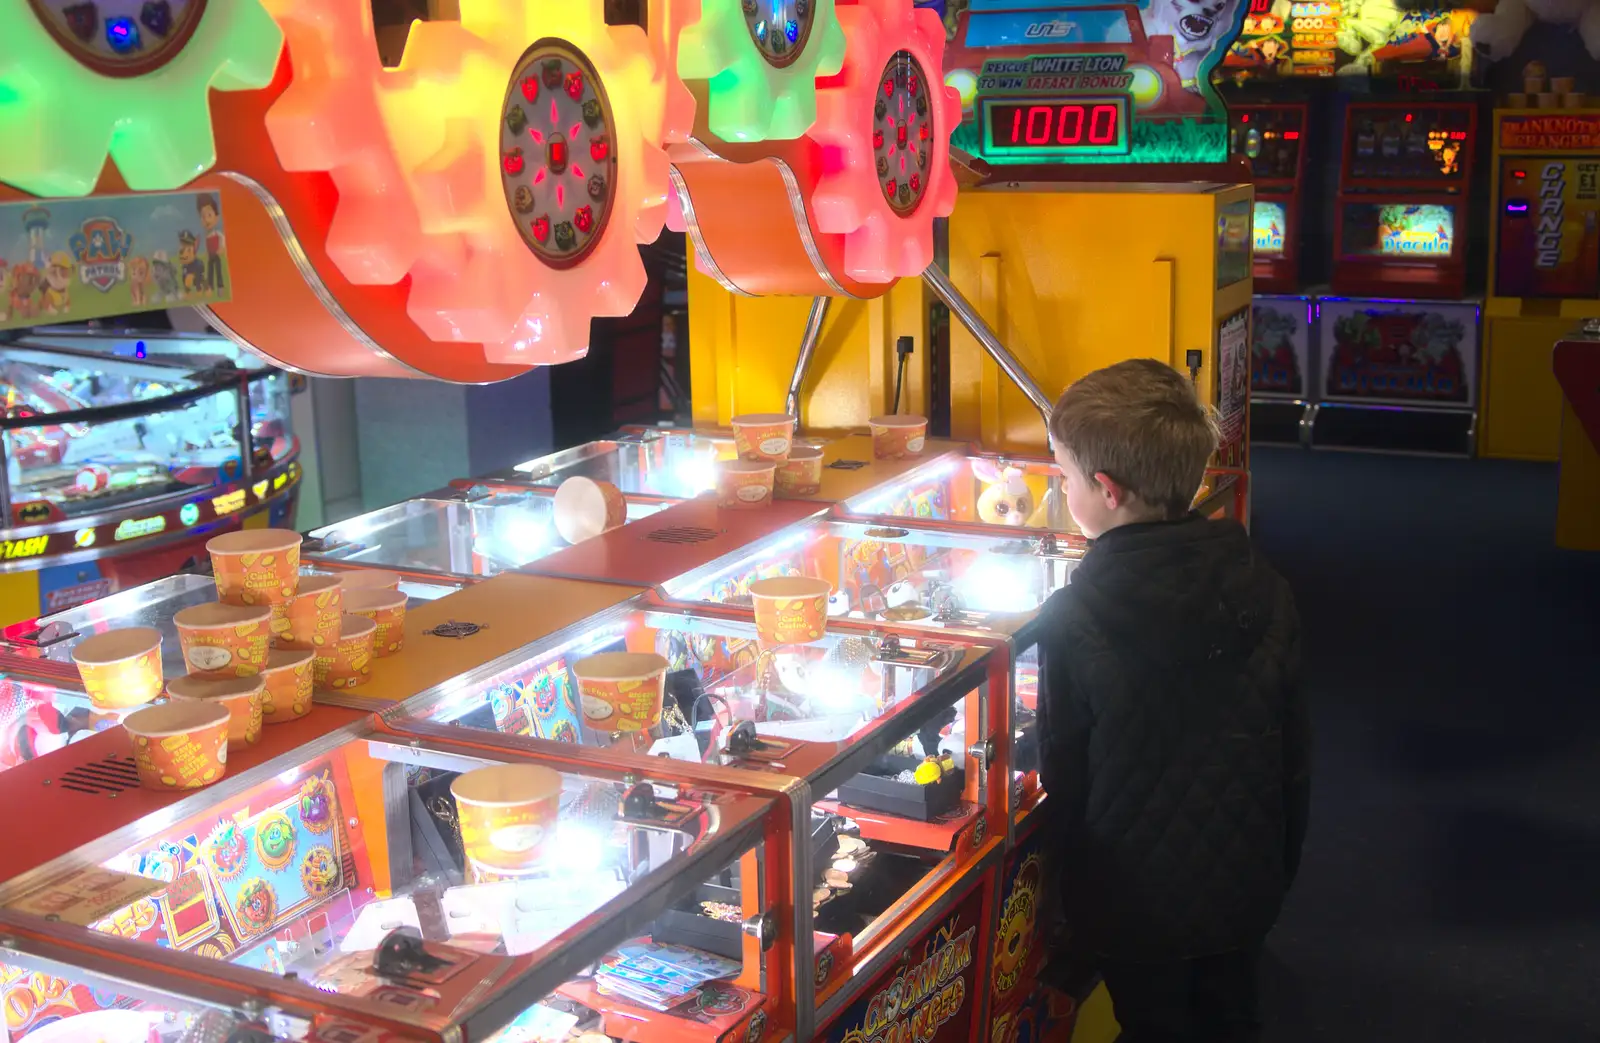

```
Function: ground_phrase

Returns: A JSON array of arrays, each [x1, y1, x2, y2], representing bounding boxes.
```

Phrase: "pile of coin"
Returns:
[[813, 833, 875, 914]]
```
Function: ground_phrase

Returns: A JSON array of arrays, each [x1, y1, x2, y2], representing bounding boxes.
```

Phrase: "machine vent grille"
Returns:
[[55, 755, 141, 795], [646, 526, 719, 545]]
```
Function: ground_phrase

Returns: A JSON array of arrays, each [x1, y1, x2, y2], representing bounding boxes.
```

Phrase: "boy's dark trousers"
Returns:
[[1099, 943, 1263, 1043]]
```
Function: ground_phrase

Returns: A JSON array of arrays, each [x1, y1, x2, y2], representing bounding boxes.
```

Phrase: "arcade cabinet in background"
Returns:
[[1482, 107, 1600, 461], [1332, 101, 1476, 299], [1230, 103, 1309, 293], [1310, 99, 1483, 454]]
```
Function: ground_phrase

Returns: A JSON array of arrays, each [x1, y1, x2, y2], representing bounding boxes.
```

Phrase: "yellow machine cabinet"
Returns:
[[687, 266, 934, 434], [947, 182, 1256, 453], [1482, 109, 1600, 461]]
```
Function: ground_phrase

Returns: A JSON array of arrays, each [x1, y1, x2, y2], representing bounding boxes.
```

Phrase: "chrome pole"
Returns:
[[922, 263, 1053, 424], [785, 296, 829, 421]]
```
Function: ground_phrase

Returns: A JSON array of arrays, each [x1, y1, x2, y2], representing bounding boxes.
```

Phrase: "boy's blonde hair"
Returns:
[[1048, 358, 1220, 518]]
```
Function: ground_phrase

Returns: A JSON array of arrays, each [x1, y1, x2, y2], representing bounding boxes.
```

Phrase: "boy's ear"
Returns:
[[1093, 472, 1127, 509]]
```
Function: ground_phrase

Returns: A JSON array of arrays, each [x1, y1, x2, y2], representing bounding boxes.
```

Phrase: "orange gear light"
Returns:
[[262, 0, 691, 365]]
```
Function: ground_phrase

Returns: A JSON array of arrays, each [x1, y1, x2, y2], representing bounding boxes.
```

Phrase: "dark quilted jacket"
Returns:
[[1037, 514, 1308, 962]]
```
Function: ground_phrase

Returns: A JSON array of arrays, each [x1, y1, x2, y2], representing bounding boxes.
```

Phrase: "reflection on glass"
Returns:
[[510, 432, 739, 498], [666, 520, 1078, 630], [845, 455, 1080, 534], [248, 372, 294, 465], [4, 387, 241, 518], [309, 492, 665, 577]]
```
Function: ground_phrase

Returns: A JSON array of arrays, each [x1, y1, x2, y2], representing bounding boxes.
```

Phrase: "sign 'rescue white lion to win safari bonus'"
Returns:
[[942, 0, 1249, 165]]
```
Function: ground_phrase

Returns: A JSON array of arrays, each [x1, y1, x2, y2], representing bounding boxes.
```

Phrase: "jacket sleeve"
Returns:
[[1278, 582, 1311, 888], [1036, 606, 1091, 843]]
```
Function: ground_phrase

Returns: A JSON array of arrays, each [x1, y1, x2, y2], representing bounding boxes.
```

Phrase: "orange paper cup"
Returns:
[[452, 764, 563, 871], [749, 577, 833, 648], [261, 648, 315, 723], [344, 588, 407, 657], [554, 476, 628, 544], [174, 603, 272, 678], [716, 459, 775, 510], [167, 674, 265, 749], [124, 701, 231, 791], [869, 415, 929, 460], [335, 568, 402, 592], [572, 651, 668, 733], [731, 413, 797, 462], [279, 575, 344, 651], [72, 627, 163, 710], [775, 446, 824, 497], [314, 614, 377, 691], [208, 530, 303, 636]]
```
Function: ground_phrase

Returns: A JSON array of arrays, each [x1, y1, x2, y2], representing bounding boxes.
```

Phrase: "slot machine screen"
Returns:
[[1339, 202, 1457, 259], [1253, 201, 1288, 257]]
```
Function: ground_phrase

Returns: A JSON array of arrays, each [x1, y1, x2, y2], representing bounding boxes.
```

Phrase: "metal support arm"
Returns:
[[922, 263, 1053, 425], [785, 296, 830, 421]]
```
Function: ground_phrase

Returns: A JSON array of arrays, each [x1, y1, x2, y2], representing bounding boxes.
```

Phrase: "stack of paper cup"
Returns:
[[721, 414, 798, 509], [207, 529, 304, 641]]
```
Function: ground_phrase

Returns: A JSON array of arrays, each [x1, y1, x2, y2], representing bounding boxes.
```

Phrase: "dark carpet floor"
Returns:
[[1248, 447, 1600, 1042]]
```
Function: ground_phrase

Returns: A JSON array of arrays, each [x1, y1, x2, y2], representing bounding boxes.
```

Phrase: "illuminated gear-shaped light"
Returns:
[[264, 0, 691, 364], [676, 0, 846, 142], [260, 0, 421, 285], [0, 0, 283, 196], [809, 0, 959, 282]]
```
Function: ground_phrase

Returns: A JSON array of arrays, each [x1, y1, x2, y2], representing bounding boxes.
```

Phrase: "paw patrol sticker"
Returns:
[[0, 192, 230, 332]]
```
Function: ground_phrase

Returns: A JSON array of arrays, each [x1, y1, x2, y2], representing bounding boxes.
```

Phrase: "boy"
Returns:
[[1037, 358, 1309, 1043]]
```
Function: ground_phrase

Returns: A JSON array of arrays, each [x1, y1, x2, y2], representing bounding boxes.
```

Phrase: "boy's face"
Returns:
[[1053, 444, 1118, 539]]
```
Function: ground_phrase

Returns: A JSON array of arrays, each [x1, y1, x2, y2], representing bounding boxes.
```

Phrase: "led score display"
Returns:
[[982, 97, 1130, 158]]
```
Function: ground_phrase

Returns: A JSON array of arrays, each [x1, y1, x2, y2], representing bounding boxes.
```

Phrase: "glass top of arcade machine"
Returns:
[[491, 429, 739, 499], [840, 453, 1082, 535], [0, 571, 461, 681], [662, 518, 1081, 639], [0, 726, 782, 1043], [305, 490, 666, 581], [394, 597, 999, 1011], [1, 336, 293, 521]]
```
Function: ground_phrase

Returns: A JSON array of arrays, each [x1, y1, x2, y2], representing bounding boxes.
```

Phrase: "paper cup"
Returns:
[[261, 648, 315, 723], [208, 529, 302, 636], [775, 446, 824, 497], [1564, 92, 1587, 108], [279, 575, 344, 651], [749, 577, 833, 648], [1525, 75, 1546, 95], [314, 614, 376, 691], [869, 415, 928, 459], [124, 701, 231, 791], [344, 588, 407, 657], [1553, 76, 1576, 93], [554, 476, 627, 544], [451, 764, 563, 871], [571, 652, 668, 733], [716, 459, 775, 509], [72, 627, 163, 710], [174, 603, 272, 678], [1538, 92, 1560, 108], [167, 674, 265, 749], [1506, 92, 1528, 108], [731, 414, 797, 462], [335, 569, 402, 592]]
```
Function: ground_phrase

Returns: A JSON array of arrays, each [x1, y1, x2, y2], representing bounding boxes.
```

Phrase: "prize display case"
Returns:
[[0, 334, 301, 624], [390, 593, 1006, 1033], [304, 490, 667, 583], [838, 454, 1247, 536], [659, 517, 1083, 832], [0, 722, 790, 1043]]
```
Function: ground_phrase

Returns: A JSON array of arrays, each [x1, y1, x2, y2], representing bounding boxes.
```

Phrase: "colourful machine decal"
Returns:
[[1220, 3, 1478, 89], [944, 0, 1249, 164], [1494, 116, 1600, 301]]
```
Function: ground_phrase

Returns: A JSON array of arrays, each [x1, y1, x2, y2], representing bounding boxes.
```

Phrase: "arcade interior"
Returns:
[[0, 1, 1595, 1043]]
